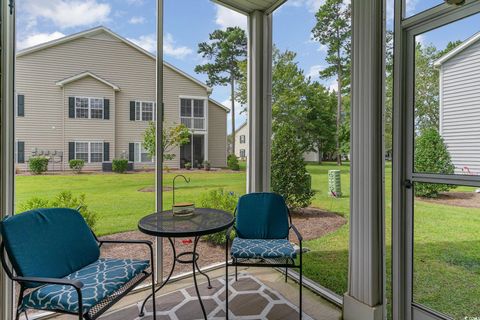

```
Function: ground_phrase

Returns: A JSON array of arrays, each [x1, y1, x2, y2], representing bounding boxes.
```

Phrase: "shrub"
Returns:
[[414, 128, 456, 198], [29, 156, 49, 175], [69, 159, 85, 173], [227, 154, 240, 171], [271, 125, 315, 209], [199, 189, 238, 245], [203, 161, 211, 171], [18, 191, 97, 230], [185, 162, 192, 170], [112, 159, 129, 173]]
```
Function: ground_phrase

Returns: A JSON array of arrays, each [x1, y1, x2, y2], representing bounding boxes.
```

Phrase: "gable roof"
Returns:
[[56, 71, 120, 91], [434, 31, 480, 67], [208, 98, 230, 113], [235, 121, 247, 133], [17, 26, 212, 94]]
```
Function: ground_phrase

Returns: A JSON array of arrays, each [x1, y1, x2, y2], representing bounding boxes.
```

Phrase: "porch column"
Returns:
[[247, 10, 272, 193], [0, 1, 16, 319], [344, 1, 385, 320]]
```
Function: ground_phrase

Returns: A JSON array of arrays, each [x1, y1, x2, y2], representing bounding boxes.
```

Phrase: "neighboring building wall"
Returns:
[[439, 39, 480, 174], [234, 124, 248, 160], [303, 151, 320, 162], [15, 29, 227, 171], [208, 100, 228, 167]]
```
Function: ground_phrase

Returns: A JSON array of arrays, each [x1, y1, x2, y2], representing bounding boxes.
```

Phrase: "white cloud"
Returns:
[[128, 34, 156, 53], [127, 0, 144, 5], [17, 31, 65, 50], [164, 33, 193, 59], [328, 80, 338, 92], [128, 33, 193, 59], [307, 65, 324, 79], [214, 5, 247, 30], [23, 0, 111, 29], [128, 16, 146, 25], [286, 0, 325, 13]]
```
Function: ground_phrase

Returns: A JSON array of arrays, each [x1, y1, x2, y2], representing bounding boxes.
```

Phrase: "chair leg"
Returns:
[[285, 267, 288, 283], [299, 265, 303, 320], [151, 272, 157, 320], [235, 264, 238, 282], [225, 263, 229, 320]]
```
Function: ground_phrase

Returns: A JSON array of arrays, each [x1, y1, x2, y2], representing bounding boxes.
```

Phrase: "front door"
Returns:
[[180, 134, 205, 168], [393, 2, 480, 319]]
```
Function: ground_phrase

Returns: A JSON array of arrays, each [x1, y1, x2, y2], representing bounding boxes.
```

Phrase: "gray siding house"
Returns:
[[435, 32, 480, 174], [15, 27, 228, 171]]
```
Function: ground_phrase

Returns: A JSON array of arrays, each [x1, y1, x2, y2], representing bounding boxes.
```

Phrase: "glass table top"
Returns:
[[138, 208, 235, 237]]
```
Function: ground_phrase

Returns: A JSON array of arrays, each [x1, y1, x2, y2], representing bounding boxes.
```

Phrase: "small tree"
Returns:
[[69, 159, 85, 174], [227, 154, 240, 171], [414, 128, 455, 197], [271, 125, 315, 209], [143, 122, 190, 161]]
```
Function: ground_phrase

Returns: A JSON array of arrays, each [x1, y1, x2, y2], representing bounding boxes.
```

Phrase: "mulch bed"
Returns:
[[99, 207, 346, 277], [418, 191, 480, 208]]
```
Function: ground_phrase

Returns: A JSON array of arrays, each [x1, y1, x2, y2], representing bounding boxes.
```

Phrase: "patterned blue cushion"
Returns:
[[21, 258, 149, 314], [231, 238, 297, 259]]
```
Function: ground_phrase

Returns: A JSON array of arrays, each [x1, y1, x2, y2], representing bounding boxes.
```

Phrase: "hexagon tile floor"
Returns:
[[101, 273, 313, 320]]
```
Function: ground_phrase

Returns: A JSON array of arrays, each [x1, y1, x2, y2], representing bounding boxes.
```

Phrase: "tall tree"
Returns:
[[304, 81, 337, 163], [312, 0, 351, 165], [195, 27, 247, 154]]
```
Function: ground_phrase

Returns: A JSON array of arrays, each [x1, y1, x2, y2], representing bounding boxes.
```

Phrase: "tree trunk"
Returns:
[[336, 67, 343, 166], [230, 76, 236, 155]]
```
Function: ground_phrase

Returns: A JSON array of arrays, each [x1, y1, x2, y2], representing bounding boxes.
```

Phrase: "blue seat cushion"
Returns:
[[231, 238, 297, 259], [21, 258, 149, 314]]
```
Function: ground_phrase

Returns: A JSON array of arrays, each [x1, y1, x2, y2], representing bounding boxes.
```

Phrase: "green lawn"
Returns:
[[15, 163, 480, 319]]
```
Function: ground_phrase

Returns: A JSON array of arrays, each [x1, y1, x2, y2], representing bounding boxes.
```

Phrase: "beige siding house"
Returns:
[[233, 121, 320, 162], [15, 27, 228, 171], [435, 32, 480, 174]]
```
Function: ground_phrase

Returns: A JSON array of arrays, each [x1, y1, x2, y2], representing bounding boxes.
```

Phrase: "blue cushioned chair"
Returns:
[[225, 192, 303, 319], [0, 208, 157, 320]]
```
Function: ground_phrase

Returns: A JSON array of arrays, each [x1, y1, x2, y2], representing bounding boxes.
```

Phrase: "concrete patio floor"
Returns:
[[41, 267, 342, 320]]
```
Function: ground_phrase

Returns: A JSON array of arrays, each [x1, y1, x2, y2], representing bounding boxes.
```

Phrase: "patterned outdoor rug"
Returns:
[[101, 273, 313, 320]]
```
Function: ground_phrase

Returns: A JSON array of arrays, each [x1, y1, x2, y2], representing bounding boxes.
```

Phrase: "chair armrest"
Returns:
[[225, 225, 236, 238], [290, 224, 303, 242], [99, 239, 153, 246], [13, 276, 84, 289]]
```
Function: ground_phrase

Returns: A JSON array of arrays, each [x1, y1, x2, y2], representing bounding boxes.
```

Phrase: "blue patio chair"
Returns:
[[0, 208, 157, 320], [225, 192, 303, 319]]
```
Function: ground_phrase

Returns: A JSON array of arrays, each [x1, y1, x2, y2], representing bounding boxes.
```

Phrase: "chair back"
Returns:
[[0, 208, 100, 286], [236, 193, 290, 239]]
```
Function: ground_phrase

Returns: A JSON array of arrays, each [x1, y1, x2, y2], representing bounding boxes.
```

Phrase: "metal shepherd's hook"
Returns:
[[172, 174, 190, 205]]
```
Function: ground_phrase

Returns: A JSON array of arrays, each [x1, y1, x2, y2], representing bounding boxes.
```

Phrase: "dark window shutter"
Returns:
[[69, 142, 75, 161], [104, 99, 110, 120], [130, 101, 136, 121], [103, 142, 110, 161], [17, 141, 25, 163], [17, 95, 25, 117], [129, 143, 135, 162], [69, 97, 75, 118]]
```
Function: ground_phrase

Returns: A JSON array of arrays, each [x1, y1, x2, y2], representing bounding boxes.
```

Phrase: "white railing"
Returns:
[[181, 117, 205, 130]]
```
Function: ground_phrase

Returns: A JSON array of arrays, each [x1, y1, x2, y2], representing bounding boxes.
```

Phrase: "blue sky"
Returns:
[[15, 0, 480, 132]]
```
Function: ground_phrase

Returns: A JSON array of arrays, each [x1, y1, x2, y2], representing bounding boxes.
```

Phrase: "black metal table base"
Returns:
[[139, 236, 212, 319]]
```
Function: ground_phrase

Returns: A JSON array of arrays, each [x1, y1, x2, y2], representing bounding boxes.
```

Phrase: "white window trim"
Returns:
[[134, 142, 153, 163], [75, 96, 104, 119], [75, 141, 104, 163], [179, 96, 207, 131], [135, 100, 156, 121]]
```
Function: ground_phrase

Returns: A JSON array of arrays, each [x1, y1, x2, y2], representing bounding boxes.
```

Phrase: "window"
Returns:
[[90, 98, 104, 119], [240, 149, 246, 158], [75, 98, 89, 119], [75, 142, 103, 163], [75, 142, 89, 162], [75, 97, 104, 119], [134, 142, 152, 163], [135, 101, 155, 121], [240, 135, 246, 144], [180, 98, 205, 130]]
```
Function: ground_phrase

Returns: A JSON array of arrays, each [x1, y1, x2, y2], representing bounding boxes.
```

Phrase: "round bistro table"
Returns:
[[138, 208, 234, 319]]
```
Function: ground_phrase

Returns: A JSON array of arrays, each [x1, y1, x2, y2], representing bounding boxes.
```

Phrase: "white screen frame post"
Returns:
[[0, 1, 16, 319]]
